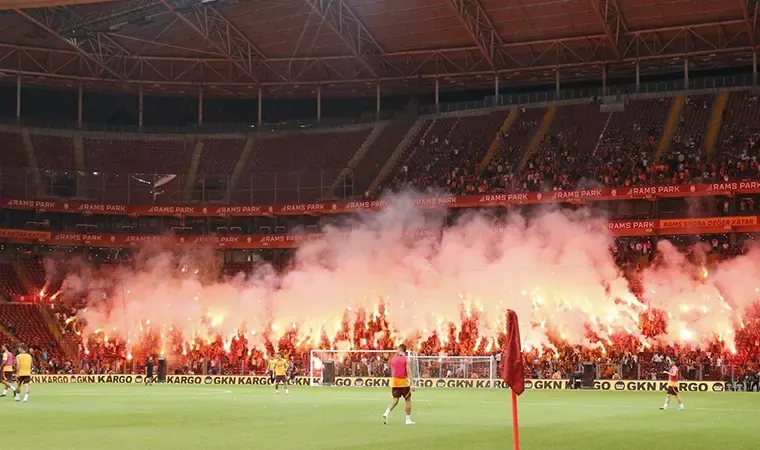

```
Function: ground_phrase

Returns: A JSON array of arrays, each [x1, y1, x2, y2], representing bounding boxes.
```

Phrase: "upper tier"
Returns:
[[1, 89, 759, 207]]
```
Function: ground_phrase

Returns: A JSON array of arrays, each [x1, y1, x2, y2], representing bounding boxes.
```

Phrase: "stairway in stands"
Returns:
[[478, 108, 519, 175], [703, 92, 728, 158], [228, 136, 255, 198], [328, 122, 387, 198], [358, 113, 419, 195], [184, 140, 205, 201], [20, 129, 43, 196], [653, 96, 685, 163], [518, 106, 557, 171]]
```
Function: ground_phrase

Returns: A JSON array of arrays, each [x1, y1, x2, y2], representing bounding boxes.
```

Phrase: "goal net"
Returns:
[[411, 356, 496, 388], [309, 350, 496, 388]]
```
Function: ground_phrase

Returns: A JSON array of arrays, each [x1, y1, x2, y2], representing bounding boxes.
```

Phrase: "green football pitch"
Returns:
[[1, 384, 758, 450]]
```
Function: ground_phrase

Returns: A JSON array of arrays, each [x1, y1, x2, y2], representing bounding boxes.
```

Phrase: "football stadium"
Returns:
[[0, 0, 760, 448]]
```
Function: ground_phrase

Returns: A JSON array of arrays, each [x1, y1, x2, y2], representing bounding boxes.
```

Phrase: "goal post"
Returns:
[[309, 350, 497, 388]]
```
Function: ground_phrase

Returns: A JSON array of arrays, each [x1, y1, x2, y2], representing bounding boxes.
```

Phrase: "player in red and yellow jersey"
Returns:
[[268, 352, 289, 396], [659, 357, 685, 411], [1, 345, 16, 398], [382, 344, 414, 425], [15, 344, 32, 403]]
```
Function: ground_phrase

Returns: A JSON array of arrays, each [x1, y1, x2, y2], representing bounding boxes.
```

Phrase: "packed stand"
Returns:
[[711, 91, 760, 181], [652, 95, 711, 184], [386, 111, 509, 195], [586, 98, 671, 187], [516, 104, 608, 191], [480, 107, 544, 192]]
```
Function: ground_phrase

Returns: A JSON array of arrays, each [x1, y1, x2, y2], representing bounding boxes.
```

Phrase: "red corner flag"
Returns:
[[502, 310, 524, 450]]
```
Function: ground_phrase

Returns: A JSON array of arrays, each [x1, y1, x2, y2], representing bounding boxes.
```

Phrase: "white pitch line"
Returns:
[[305, 396, 760, 412], [40, 389, 233, 397]]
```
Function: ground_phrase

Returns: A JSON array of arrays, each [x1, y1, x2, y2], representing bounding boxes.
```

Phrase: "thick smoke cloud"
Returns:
[[54, 192, 757, 356]]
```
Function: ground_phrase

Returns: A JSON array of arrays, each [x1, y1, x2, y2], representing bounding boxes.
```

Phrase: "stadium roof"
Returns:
[[0, 0, 755, 97]]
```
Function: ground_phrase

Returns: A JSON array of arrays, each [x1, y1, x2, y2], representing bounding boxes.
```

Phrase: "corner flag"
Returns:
[[502, 309, 524, 450]]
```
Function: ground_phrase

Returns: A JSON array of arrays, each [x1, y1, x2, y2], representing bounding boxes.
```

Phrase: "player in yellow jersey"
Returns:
[[1, 345, 16, 398], [15, 344, 32, 403], [268, 352, 289, 396]]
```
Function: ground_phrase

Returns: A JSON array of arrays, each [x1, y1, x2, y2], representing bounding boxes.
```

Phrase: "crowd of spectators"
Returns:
[[4, 231, 745, 392], [381, 92, 760, 198]]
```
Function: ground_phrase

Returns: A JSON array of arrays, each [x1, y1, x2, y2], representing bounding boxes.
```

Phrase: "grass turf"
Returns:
[[1, 384, 758, 450]]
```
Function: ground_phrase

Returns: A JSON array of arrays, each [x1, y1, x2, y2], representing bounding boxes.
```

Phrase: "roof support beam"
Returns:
[[588, 0, 628, 59], [303, 0, 394, 78], [14, 7, 129, 79], [738, 0, 758, 47], [158, 0, 268, 83], [0, 20, 751, 91], [448, 0, 509, 70]]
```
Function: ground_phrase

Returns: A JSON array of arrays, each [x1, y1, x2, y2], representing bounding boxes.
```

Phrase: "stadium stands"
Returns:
[[1, 89, 760, 381], [0, 263, 25, 299], [712, 91, 760, 181], [197, 138, 246, 176], [0, 303, 63, 358], [236, 126, 373, 204], [32, 133, 77, 171], [0, 91, 759, 206], [516, 103, 608, 192], [386, 111, 510, 194]]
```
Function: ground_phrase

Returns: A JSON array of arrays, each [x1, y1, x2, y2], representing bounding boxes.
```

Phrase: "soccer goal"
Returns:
[[309, 349, 401, 387], [411, 355, 497, 388], [308, 350, 496, 388]]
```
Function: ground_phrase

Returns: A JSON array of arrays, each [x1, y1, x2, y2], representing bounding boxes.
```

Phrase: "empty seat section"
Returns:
[[83, 137, 193, 204], [238, 128, 371, 204], [0, 131, 31, 198]]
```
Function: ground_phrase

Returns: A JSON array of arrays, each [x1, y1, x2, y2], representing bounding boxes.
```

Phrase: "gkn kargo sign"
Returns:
[[28, 374, 727, 392], [31, 374, 141, 384]]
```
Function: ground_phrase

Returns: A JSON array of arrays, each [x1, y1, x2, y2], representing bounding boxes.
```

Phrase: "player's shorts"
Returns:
[[17, 376, 30, 385], [392, 387, 411, 399], [274, 375, 287, 384], [146, 370, 153, 378], [2, 371, 12, 382], [667, 386, 679, 395]]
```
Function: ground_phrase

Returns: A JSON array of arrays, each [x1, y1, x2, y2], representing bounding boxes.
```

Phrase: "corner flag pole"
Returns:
[[511, 389, 520, 450], [502, 310, 525, 450]]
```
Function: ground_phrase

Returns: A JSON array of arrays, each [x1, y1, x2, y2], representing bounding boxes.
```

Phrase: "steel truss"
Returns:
[[158, 0, 284, 83], [589, 0, 628, 58], [739, 0, 759, 47], [14, 6, 131, 79], [447, 0, 510, 70], [302, 0, 398, 78], [0, 19, 754, 93]]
